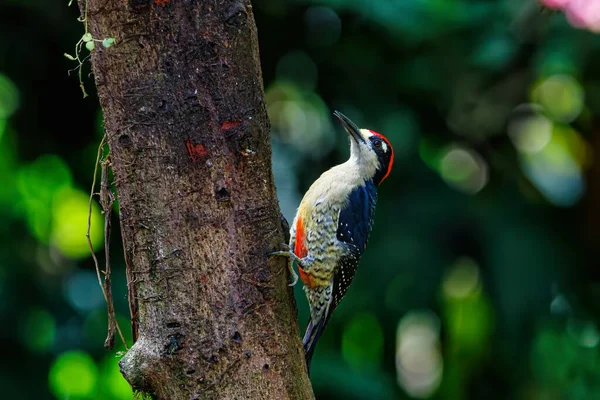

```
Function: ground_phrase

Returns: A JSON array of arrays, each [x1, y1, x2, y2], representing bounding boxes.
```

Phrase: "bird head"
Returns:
[[334, 110, 394, 186]]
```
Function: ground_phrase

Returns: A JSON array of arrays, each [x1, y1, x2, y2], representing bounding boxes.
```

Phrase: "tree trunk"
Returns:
[[80, 0, 314, 398]]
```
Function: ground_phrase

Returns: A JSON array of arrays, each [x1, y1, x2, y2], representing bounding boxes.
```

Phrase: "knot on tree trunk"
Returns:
[[120, 337, 160, 394]]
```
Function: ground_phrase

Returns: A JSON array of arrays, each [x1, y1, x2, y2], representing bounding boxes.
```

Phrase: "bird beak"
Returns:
[[334, 111, 366, 144]]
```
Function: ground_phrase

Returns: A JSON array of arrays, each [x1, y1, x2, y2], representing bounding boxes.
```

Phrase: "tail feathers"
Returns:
[[302, 317, 326, 374]]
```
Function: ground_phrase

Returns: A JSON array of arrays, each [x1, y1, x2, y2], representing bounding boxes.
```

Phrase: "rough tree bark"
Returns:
[[80, 0, 314, 398]]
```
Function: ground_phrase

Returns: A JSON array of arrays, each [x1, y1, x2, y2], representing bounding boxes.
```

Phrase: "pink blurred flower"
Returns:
[[541, 0, 571, 8], [565, 0, 600, 32], [541, 0, 600, 33]]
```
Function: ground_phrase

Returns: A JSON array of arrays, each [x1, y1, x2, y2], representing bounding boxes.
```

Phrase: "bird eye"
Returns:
[[373, 139, 382, 149]]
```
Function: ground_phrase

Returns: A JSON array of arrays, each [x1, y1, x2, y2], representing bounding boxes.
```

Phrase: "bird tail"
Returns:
[[302, 317, 326, 374]]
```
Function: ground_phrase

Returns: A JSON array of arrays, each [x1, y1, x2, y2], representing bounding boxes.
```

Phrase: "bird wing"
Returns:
[[332, 180, 377, 310]]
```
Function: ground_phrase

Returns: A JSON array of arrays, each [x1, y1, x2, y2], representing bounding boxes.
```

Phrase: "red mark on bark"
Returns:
[[155, 0, 170, 6], [220, 120, 242, 131], [225, 165, 230, 172], [185, 139, 208, 162], [201, 276, 207, 282]]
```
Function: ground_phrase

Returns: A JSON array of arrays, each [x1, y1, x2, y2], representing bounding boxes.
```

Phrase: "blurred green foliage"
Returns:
[[1, 0, 600, 399]]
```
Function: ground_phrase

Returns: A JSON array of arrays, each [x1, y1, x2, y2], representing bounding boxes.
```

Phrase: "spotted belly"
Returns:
[[293, 208, 343, 288]]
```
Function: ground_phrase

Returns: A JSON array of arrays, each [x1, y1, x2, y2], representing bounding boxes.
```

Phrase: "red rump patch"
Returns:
[[294, 216, 308, 258], [294, 217, 315, 287], [299, 267, 314, 287], [369, 130, 394, 183]]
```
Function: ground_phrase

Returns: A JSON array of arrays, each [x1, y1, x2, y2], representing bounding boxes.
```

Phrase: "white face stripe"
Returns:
[[359, 129, 372, 142], [360, 129, 389, 153]]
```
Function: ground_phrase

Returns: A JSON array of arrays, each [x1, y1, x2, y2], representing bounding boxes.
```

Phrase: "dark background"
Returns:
[[1, 0, 599, 399]]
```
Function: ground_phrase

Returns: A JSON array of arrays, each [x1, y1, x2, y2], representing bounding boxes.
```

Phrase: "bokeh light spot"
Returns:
[[17, 155, 73, 242], [64, 269, 105, 313], [508, 106, 553, 154], [550, 294, 572, 316], [396, 310, 442, 398], [520, 126, 588, 207], [442, 256, 480, 299], [0, 73, 19, 119], [266, 82, 335, 158], [342, 313, 384, 370], [49, 351, 98, 399], [531, 75, 584, 123], [51, 187, 103, 259], [21, 308, 56, 353], [439, 145, 488, 194], [567, 319, 600, 349], [441, 257, 493, 355]]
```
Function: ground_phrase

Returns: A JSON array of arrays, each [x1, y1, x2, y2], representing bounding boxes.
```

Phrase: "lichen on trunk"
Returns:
[[79, 0, 313, 398]]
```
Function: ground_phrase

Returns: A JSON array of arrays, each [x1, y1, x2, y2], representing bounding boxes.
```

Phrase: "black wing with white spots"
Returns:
[[332, 179, 377, 311]]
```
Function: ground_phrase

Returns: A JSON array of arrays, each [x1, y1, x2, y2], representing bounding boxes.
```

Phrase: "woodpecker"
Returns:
[[272, 111, 394, 372]]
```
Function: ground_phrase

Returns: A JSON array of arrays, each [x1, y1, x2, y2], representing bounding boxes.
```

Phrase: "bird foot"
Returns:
[[270, 244, 299, 286]]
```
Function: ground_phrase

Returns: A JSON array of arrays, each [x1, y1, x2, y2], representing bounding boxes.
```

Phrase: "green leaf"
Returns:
[[102, 38, 116, 48], [85, 41, 95, 51], [82, 33, 93, 42]]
